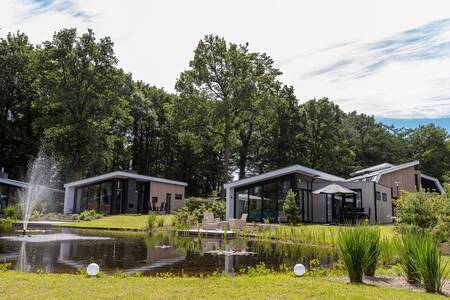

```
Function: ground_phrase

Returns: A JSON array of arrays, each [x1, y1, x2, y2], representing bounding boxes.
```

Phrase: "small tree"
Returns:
[[283, 189, 300, 224]]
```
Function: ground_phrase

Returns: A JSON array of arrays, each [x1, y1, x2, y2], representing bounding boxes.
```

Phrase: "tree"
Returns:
[[176, 35, 282, 196], [35, 28, 131, 180], [343, 112, 411, 173], [408, 124, 450, 182], [298, 98, 356, 176], [0, 32, 40, 179], [283, 189, 300, 224]]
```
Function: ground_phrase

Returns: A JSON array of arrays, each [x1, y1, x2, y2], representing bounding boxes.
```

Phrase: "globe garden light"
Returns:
[[87, 263, 100, 276], [293, 263, 306, 276]]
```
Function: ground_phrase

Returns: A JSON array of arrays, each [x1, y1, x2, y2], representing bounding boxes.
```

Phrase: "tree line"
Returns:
[[1, 29, 449, 197]]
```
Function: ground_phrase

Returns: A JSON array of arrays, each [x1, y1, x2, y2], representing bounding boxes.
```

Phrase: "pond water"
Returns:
[[0, 227, 336, 276]]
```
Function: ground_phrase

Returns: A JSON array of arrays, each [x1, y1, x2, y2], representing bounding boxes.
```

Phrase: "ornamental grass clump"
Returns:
[[338, 226, 377, 283], [415, 233, 448, 293], [397, 231, 421, 284], [147, 213, 158, 230], [364, 227, 380, 276]]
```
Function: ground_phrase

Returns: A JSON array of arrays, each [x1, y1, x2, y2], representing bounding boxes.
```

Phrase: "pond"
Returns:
[[0, 227, 337, 276]]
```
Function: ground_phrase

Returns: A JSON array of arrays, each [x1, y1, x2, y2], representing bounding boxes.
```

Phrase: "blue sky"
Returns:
[[1, 0, 450, 128]]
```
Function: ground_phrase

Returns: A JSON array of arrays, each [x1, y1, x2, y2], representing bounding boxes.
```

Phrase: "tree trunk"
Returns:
[[220, 121, 231, 200]]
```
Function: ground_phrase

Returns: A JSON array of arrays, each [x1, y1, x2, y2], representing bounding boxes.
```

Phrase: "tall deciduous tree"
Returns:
[[0, 32, 40, 178], [298, 98, 356, 176], [35, 28, 131, 180], [176, 35, 282, 196], [409, 124, 450, 181]]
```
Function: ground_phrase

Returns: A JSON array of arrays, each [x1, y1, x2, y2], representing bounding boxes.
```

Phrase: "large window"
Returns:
[[248, 186, 262, 222], [235, 175, 298, 223], [99, 181, 112, 214], [236, 189, 248, 219], [75, 180, 116, 214]]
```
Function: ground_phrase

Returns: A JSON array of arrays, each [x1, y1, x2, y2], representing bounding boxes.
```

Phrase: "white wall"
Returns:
[[225, 187, 234, 220], [63, 187, 74, 214]]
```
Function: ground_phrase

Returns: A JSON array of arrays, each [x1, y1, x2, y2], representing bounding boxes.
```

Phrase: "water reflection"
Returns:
[[0, 228, 336, 276]]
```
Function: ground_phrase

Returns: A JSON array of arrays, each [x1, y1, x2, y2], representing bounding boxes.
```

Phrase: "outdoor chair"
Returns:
[[228, 213, 248, 231], [159, 201, 165, 212], [201, 212, 220, 230]]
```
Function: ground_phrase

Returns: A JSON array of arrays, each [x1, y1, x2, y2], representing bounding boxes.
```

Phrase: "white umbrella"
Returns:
[[312, 183, 356, 195]]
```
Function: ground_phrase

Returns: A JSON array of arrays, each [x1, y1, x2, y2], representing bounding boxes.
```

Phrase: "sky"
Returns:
[[1, 0, 450, 130]]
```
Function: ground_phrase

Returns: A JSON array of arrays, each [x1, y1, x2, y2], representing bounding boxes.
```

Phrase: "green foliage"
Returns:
[[239, 263, 276, 276], [338, 226, 378, 283], [0, 218, 13, 232], [147, 213, 158, 230], [397, 231, 422, 284], [415, 233, 448, 293], [282, 190, 300, 224], [379, 237, 399, 266], [0, 262, 12, 271], [4, 205, 18, 219], [75, 210, 103, 221], [364, 227, 381, 276], [395, 189, 449, 241], [1, 28, 449, 201], [30, 209, 43, 221], [175, 197, 225, 228], [156, 216, 165, 227], [398, 230, 448, 293]]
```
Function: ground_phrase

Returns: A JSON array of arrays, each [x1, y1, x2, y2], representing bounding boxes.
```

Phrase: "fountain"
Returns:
[[19, 150, 60, 233]]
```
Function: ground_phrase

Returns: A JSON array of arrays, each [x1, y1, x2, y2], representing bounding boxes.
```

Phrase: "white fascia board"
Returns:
[[64, 171, 187, 188], [375, 161, 420, 183], [0, 178, 28, 188], [224, 165, 344, 189], [421, 174, 444, 193], [0, 178, 64, 192]]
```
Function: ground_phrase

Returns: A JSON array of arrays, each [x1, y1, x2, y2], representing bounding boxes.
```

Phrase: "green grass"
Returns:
[[57, 214, 175, 231], [0, 271, 445, 300], [250, 224, 396, 248]]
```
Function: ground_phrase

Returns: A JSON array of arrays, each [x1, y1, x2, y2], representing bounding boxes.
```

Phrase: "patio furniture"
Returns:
[[159, 201, 165, 212], [228, 213, 248, 231], [201, 212, 220, 230]]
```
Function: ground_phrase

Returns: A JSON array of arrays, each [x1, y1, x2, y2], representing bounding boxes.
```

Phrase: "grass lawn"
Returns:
[[0, 271, 444, 300], [57, 214, 175, 231]]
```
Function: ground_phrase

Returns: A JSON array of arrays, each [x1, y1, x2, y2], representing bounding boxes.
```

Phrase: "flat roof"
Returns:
[[64, 171, 188, 188], [224, 164, 345, 189], [0, 177, 64, 192]]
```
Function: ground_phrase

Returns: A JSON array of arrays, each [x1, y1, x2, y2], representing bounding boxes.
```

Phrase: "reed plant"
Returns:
[[415, 233, 448, 293], [147, 213, 158, 230], [337, 226, 377, 283], [397, 231, 421, 284], [379, 237, 399, 266], [364, 227, 380, 276], [157, 216, 165, 227]]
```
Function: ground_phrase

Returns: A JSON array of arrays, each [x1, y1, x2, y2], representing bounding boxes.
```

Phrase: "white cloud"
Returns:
[[1, 0, 450, 118]]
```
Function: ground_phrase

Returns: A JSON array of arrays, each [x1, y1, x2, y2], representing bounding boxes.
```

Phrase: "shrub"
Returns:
[[364, 227, 380, 276], [147, 213, 158, 230], [282, 190, 300, 224], [175, 197, 225, 228], [338, 226, 375, 283], [395, 189, 449, 241], [0, 218, 13, 232], [4, 205, 18, 219], [76, 210, 103, 221]]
